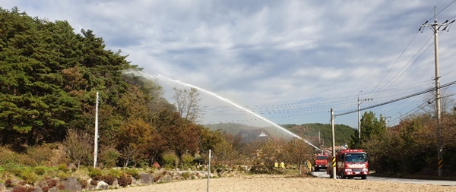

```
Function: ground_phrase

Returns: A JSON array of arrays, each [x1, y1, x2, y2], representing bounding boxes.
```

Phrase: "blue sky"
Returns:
[[3, 0, 456, 129]]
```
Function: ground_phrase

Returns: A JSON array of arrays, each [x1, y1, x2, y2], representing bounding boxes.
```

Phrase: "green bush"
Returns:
[[57, 171, 69, 180], [9, 165, 26, 177], [108, 169, 123, 178], [162, 152, 178, 167], [34, 166, 47, 175], [0, 149, 18, 164], [182, 154, 194, 166], [100, 148, 120, 168], [88, 167, 102, 178], [58, 164, 69, 172], [124, 168, 139, 179], [19, 169, 38, 184], [182, 172, 191, 179]]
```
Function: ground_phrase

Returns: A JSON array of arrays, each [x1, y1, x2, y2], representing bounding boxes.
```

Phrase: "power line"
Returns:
[[335, 79, 456, 117], [376, 35, 434, 93], [424, 0, 456, 22], [369, 31, 420, 95]]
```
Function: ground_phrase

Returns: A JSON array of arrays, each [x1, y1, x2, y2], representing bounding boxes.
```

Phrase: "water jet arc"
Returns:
[[124, 70, 321, 151]]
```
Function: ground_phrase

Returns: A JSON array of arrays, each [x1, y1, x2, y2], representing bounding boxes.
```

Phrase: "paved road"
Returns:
[[311, 170, 456, 186]]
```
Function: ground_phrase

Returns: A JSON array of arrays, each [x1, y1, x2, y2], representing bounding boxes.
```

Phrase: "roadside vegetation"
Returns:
[[350, 109, 456, 178]]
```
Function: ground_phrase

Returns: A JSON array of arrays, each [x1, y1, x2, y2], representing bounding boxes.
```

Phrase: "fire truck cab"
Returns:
[[314, 153, 328, 171], [326, 149, 369, 179]]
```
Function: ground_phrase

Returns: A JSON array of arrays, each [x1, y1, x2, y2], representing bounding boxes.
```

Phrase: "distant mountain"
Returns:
[[205, 123, 295, 141], [205, 122, 355, 147], [282, 123, 355, 147]]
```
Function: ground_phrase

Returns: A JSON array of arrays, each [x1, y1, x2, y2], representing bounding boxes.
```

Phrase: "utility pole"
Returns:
[[207, 149, 211, 192], [419, 6, 455, 177], [330, 108, 336, 179], [93, 92, 99, 168], [357, 91, 373, 140]]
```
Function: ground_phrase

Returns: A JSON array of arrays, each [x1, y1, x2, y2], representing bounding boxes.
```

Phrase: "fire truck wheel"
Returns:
[[315, 168, 319, 171], [361, 175, 367, 180]]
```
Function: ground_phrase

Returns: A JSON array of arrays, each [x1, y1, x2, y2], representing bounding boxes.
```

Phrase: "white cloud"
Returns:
[[4, 0, 456, 128]]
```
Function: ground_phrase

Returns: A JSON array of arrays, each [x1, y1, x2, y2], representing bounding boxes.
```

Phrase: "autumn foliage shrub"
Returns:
[[5, 179, 14, 187], [41, 186, 49, 192], [79, 179, 88, 189], [101, 175, 116, 185], [45, 178, 58, 188], [12, 186, 34, 192], [117, 175, 131, 187], [153, 175, 161, 182], [26, 145, 53, 165], [57, 183, 65, 190]]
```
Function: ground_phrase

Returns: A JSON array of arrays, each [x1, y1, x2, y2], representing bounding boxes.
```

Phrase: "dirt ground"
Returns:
[[100, 174, 456, 192]]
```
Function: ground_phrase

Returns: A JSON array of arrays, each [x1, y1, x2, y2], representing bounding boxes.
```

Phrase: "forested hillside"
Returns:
[[0, 7, 134, 145]]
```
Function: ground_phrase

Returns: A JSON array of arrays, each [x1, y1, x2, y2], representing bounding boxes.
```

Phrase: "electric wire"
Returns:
[[368, 2, 443, 95], [368, 31, 420, 95], [201, 81, 456, 125], [376, 34, 434, 93], [425, 0, 455, 22], [335, 79, 456, 117]]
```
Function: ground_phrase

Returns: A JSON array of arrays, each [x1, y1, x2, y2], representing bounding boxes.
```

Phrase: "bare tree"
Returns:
[[173, 87, 201, 122], [283, 138, 313, 175], [64, 129, 92, 169], [421, 88, 455, 116]]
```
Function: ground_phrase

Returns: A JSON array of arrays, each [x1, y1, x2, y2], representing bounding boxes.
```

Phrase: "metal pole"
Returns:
[[331, 109, 336, 179], [207, 149, 211, 192], [93, 92, 99, 168]]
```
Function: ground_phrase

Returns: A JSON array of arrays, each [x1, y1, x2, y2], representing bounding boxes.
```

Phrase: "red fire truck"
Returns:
[[326, 149, 369, 179], [313, 153, 328, 171]]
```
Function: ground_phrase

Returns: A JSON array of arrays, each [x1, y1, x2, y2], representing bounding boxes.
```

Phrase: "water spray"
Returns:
[[123, 70, 321, 151]]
